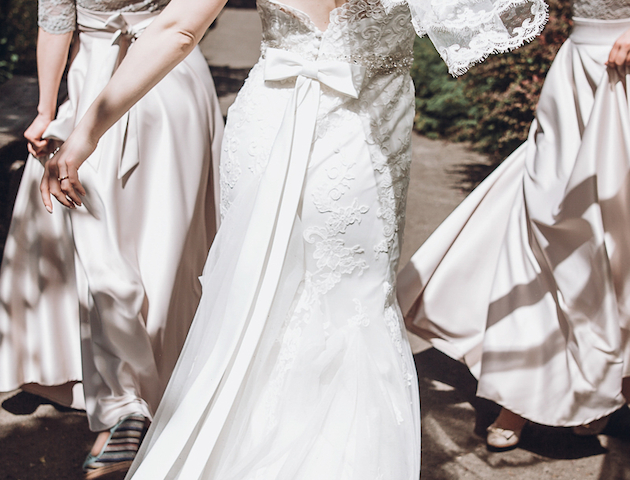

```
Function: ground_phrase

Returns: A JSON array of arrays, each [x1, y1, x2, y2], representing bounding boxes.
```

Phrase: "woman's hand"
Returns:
[[40, 131, 95, 212], [37, 0, 227, 214], [24, 112, 55, 157], [607, 28, 630, 71]]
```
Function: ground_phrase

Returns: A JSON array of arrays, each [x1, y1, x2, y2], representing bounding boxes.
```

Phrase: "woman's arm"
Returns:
[[41, 0, 228, 211], [24, 28, 73, 157]]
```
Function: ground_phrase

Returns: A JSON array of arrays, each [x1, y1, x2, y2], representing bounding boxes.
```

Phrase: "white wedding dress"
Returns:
[[399, 0, 630, 427], [119, 1, 547, 479]]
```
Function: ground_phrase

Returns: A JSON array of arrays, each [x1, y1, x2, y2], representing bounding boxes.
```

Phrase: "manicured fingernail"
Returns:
[[45, 205, 52, 213]]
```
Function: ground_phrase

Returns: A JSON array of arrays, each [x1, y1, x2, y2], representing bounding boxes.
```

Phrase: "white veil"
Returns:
[[383, 0, 549, 75]]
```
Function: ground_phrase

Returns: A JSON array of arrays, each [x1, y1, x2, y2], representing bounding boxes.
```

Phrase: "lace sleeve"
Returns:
[[382, 0, 548, 76], [39, 0, 77, 34]]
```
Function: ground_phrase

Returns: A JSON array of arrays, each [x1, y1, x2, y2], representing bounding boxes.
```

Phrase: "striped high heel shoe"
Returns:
[[83, 414, 148, 479]]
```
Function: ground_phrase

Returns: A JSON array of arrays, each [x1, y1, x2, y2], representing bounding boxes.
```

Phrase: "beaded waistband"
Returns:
[[260, 44, 413, 76]]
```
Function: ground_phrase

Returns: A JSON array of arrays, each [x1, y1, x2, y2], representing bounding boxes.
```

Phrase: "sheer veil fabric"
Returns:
[[124, 1, 547, 479]]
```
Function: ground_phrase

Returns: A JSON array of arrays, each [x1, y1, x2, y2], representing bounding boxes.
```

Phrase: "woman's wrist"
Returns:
[[67, 122, 99, 165], [36, 106, 56, 122]]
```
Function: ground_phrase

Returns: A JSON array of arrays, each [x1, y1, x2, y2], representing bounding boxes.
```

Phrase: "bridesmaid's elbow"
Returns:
[[172, 28, 199, 55]]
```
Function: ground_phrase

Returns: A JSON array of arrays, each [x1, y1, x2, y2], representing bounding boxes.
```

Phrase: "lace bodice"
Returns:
[[573, 0, 630, 19], [38, 0, 169, 34], [258, 0, 415, 76], [258, 0, 547, 76]]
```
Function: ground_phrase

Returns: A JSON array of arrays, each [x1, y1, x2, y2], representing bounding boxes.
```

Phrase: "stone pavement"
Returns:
[[0, 7, 628, 480]]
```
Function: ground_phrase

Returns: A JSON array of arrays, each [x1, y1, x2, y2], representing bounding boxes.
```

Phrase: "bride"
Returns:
[[40, 0, 547, 478]]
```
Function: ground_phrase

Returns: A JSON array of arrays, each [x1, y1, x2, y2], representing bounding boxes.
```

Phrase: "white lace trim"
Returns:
[[38, 0, 168, 34], [382, 0, 549, 76]]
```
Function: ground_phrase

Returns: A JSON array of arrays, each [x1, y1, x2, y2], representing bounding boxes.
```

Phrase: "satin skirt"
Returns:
[[0, 157, 83, 408], [398, 17, 630, 426], [0, 9, 223, 425]]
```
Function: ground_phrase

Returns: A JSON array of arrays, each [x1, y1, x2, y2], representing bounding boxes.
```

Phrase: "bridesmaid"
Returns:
[[399, 0, 630, 451], [0, 0, 223, 477]]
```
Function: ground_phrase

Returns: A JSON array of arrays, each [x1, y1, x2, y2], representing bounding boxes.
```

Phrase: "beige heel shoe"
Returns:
[[486, 423, 523, 451]]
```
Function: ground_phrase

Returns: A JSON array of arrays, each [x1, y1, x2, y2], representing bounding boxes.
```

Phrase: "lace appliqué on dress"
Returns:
[[77, 0, 168, 13], [304, 153, 370, 296], [39, 0, 77, 34], [259, 0, 415, 77], [324, 0, 415, 76], [572, 0, 630, 20], [38, 0, 169, 34], [382, 282, 415, 389], [348, 299, 371, 327], [359, 74, 413, 258], [219, 65, 279, 218]]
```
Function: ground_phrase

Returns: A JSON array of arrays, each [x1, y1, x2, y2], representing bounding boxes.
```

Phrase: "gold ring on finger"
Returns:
[[58, 175, 69, 182]]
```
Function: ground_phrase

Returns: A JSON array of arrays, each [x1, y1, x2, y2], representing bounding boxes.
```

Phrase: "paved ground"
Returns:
[[0, 7, 628, 480]]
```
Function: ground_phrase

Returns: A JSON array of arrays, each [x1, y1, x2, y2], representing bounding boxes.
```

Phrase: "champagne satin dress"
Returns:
[[0, 0, 224, 430], [399, 0, 630, 427]]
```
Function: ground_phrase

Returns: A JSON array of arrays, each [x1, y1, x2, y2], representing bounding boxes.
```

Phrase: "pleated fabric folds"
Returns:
[[0, 7, 223, 420], [399, 17, 630, 426]]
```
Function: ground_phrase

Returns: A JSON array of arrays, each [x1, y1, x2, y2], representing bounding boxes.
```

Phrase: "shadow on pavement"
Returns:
[[415, 348, 630, 478], [1, 391, 93, 480], [2, 391, 77, 416], [449, 160, 498, 193]]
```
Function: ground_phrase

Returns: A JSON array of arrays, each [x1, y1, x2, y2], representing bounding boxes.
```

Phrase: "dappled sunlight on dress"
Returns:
[[399, 0, 630, 427], [122, 1, 547, 479]]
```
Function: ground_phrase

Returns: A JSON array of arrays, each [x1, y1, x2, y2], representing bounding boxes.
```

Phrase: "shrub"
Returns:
[[411, 0, 573, 161], [410, 36, 471, 140], [0, 0, 37, 84]]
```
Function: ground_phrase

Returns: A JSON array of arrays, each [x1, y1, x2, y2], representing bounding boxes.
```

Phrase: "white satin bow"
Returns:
[[264, 47, 366, 99], [43, 8, 156, 178], [80, 9, 156, 178], [78, 9, 155, 48]]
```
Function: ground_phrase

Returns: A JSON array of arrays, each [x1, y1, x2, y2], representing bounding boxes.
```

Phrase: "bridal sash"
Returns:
[[129, 49, 365, 479], [43, 7, 158, 178]]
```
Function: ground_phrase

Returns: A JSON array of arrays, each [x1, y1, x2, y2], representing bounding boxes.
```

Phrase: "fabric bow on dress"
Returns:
[[42, 8, 157, 178]]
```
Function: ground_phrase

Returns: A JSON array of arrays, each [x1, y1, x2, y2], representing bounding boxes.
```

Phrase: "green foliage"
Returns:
[[0, 0, 38, 84], [411, 36, 472, 140], [411, 0, 573, 160]]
